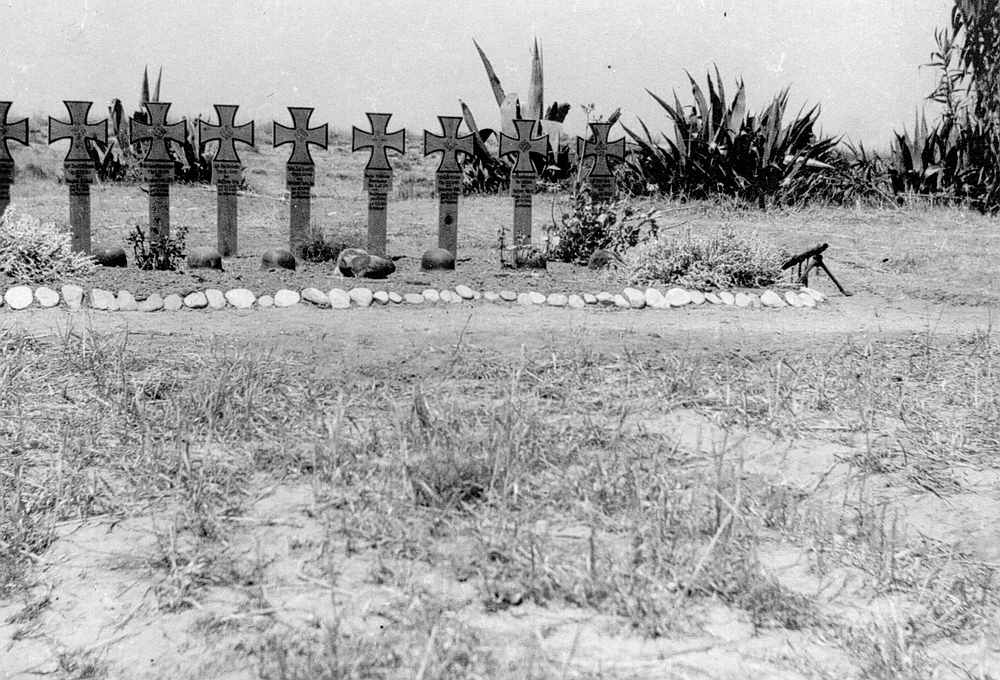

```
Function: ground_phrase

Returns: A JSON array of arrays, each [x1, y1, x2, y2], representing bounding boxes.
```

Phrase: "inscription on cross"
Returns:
[[131, 102, 187, 246], [273, 107, 328, 256], [199, 104, 254, 256], [48, 101, 108, 253], [424, 115, 474, 256], [0, 102, 29, 217], [576, 122, 625, 202], [352, 112, 405, 256], [498, 119, 547, 247]]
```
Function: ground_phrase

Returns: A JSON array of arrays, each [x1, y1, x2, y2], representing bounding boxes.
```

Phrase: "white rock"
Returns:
[[623, 288, 645, 309], [472, 291, 481, 300], [688, 290, 706, 305], [499, 290, 517, 302], [274, 289, 300, 307], [404, 293, 424, 304], [798, 292, 816, 308], [528, 291, 546, 305], [388, 291, 403, 304], [301, 287, 330, 307], [704, 292, 722, 305], [328, 288, 351, 309], [583, 293, 598, 305], [517, 292, 532, 305], [184, 291, 208, 309], [4, 285, 32, 310], [349, 287, 374, 307], [613, 294, 630, 308], [225, 288, 256, 309], [483, 291, 500, 302], [205, 288, 226, 309], [61, 284, 83, 310], [439, 289, 455, 303], [596, 292, 614, 306], [644, 287, 665, 308], [373, 291, 390, 305], [422, 289, 440, 303], [455, 284, 475, 300], [719, 291, 735, 305], [734, 292, 752, 308], [664, 288, 692, 307], [138, 294, 163, 312], [34, 286, 59, 308], [760, 290, 785, 308], [747, 293, 761, 308], [257, 295, 274, 308], [90, 288, 116, 310], [447, 290, 462, 303], [784, 291, 803, 307], [117, 290, 137, 311], [163, 293, 184, 311], [546, 293, 567, 307], [800, 287, 825, 303], [568, 294, 585, 309]]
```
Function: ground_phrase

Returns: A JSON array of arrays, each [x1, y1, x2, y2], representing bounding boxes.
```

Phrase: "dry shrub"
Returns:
[[0, 206, 95, 282], [628, 227, 786, 289]]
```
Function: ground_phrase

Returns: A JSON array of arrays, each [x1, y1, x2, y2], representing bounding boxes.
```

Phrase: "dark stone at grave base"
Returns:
[[187, 246, 223, 270], [93, 246, 127, 268], [588, 248, 620, 269], [355, 254, 396, 279], [421, 247, 455, 271], [337, 247, 369, 276], [261, 248, 297, 271]]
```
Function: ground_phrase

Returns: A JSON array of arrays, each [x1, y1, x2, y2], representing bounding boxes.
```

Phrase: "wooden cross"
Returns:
[[576, 122, 625, 201], [424, 115, 474, 256], [498, 118, 547, 246], [198, 104, 254, 256], [48, 101, 108, 253], [273, 107, 328, 256], [130, 102, 187, 246], [352, 112, 405, 256], [0, 102, 29, 217]]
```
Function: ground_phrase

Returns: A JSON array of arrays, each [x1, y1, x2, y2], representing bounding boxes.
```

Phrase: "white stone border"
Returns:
[[0, 283, 827, 313]]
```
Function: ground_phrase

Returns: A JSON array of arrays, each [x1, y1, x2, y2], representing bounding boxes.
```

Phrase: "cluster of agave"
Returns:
[[87, 67, 213, 184]]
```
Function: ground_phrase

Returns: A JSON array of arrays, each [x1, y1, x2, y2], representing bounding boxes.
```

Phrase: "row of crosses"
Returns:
[[0, 100, 626, 260]]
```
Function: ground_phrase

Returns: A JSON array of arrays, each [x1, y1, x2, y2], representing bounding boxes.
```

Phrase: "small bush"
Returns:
[[628, 228, 786, 289], [0, 206, 95, 282], [547, 193, 660, 263], [299, 226, 359, 263], [125, 223, 188, 271]]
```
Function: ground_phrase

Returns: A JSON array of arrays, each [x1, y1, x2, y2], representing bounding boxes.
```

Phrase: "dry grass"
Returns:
[[2, 313, 999, 677]]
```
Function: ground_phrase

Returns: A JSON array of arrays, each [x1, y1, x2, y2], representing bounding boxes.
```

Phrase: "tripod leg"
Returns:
[[799, 259, 818, 286], [817, 258, 851, 296]]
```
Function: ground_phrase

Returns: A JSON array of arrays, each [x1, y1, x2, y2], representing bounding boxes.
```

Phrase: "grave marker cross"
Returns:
[[498, 118, 547, 247], [48, 101, 108, 253], [576, 122, 625, 202], [0, 102, 29, 217], [130, 102, 187, 246], [423, 115, 474, 256], [273, 106, 328, 256], [198, 104, 255, 256], [352, 112, 405, 256]]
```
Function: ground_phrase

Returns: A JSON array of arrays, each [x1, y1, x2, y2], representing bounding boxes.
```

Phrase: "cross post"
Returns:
[[498, 118, 547, 246], [198, 104, 255, 256], [352, 112, 405, 256], [48, 101, 108, 253], [423, 115, 473, 256], [273, 107, 328, 257], [0, 102, 29, 217], [130, 102, 187, 247], [576, 122, 625, 202]]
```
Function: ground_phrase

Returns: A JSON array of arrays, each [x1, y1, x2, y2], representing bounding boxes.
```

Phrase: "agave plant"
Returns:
[[622, 67, 839, 206], [459, 38, 574, 193]]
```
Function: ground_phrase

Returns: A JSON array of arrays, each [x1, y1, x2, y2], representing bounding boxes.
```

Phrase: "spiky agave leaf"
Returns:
[[526, 38, 543, 122], [152, 66, 162, 103], [141, 66, 150, 105], [473, 39, 505, 107]]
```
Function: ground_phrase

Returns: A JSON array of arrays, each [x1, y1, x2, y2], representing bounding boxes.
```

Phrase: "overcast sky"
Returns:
[[2, 0, 949, 147]]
